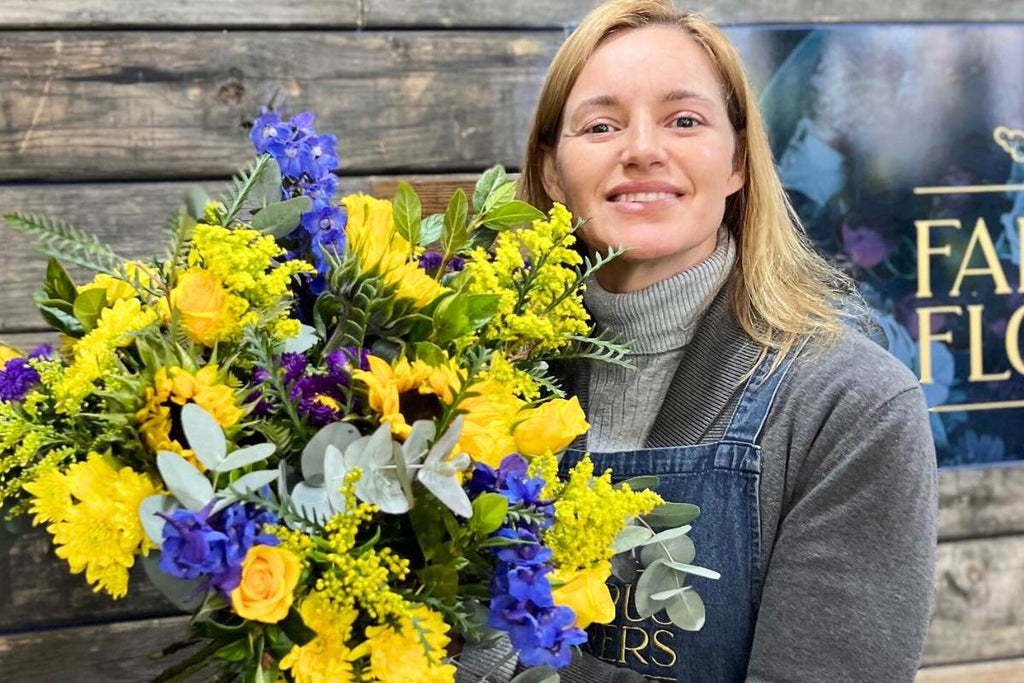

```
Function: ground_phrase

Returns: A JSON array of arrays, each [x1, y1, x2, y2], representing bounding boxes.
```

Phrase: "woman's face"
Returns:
[[542, 26, 744, 292]]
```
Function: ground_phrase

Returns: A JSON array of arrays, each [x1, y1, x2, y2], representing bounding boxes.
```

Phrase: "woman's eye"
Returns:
[[586, 122, 613, 134], [673, 115, 699, 129]]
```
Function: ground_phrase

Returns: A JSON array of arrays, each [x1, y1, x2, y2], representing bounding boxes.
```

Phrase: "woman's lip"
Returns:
[[606, 194, 682, 214]]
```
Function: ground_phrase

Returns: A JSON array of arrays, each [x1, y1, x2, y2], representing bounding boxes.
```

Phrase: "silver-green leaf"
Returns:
[[138, 494, 177, 547], [181, 403, 226, 470], [665, 587, 706, 631], [157, 451, 214, 512], [214, 443, 276, 473]]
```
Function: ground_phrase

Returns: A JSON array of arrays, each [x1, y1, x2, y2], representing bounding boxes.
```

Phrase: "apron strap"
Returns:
[[721, 337, 809, 445]]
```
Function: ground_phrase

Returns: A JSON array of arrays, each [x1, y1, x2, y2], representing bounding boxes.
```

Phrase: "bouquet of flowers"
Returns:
[[0, 110, 717, 682]]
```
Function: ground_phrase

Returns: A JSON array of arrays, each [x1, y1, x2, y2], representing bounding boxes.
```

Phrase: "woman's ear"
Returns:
[[727, 129, 747, 197], [540, 148, 566, 204]]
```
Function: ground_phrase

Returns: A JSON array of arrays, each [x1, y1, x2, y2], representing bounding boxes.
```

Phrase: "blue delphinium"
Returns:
[[251, 108, 344, 294], [159, 500, 279, 595], [471, 454, 586, 668]]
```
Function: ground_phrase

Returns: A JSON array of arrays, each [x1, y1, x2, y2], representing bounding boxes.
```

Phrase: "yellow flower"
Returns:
[[342, 194, 446, 309], [551, 561, 616, 629], [351, 355, 463, 439], [0, 345, 22, 366], [24, 453, 161, 598], [361, 604, 456, 683], [170, 268, 244, 347], [231, 544, 301, 623], [135, 365, 241, 467], [513, 396, 589, 457], [280, 591, 359, 683], [78, 262, 163, 305], [456, 379, 524, 468]]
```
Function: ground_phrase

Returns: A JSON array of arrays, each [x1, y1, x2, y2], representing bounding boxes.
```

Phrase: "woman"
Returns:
[[507, 1, 936, 681]]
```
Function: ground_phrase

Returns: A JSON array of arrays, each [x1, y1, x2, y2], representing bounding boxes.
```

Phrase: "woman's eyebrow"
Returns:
[[663, 88, 714, 104]]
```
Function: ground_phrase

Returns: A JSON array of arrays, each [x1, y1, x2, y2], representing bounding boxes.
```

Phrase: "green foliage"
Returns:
[[219, 154, 274, 227], [251, 196, 312, 237], [393, 180, 422, 248], [4, 211, 125, 274]]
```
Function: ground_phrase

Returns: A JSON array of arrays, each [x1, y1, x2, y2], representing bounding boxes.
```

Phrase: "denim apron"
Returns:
[[558, 346, 798, 683]]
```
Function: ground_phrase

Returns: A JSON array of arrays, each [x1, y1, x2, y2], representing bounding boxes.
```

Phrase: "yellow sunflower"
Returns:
[[351, 355, 463, 439], [135, 365, 241, 468]]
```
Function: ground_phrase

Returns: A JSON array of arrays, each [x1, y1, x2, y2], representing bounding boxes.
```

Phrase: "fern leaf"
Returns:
[[219, 154, 272, 227], [4, 212, 125, 274]]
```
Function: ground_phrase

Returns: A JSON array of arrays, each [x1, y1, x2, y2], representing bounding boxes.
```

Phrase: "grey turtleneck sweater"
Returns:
[[584, 227, 735, 451]]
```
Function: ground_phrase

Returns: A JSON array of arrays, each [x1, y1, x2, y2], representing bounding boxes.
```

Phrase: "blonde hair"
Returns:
[[520, 0, 865, 365]]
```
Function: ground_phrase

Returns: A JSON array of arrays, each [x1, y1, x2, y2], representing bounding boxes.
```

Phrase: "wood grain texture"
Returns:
[[922, 534, 1024, 666], [0, 31, 556, 182], [0, 616, 193, 682], [0, 530, 178, 633], [0, 0, 359, 27], [363, 0, 1024, 27], [916, 657, 1024, 682], [938, 464, 1024, 541]]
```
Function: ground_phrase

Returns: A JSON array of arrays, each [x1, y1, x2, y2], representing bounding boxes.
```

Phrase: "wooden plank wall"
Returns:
[[1, 1, 1023, 680]]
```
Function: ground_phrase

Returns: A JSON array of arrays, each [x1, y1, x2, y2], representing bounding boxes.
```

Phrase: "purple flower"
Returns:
[[326, 347, 370, 374], [0, 345, 51, 402], [293, 374, 347, 427], [280, 352, 309, 385], [447, 256, 466, 272], [250, 110, 291, 158], [419, 251, 444, 273]]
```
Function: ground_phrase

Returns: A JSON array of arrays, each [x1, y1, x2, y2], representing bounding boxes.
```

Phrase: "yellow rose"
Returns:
[[231, 545, 301, 623], [551, 561, 615, 629], [0, 345, 22, 366], [513, 396, 589, 457], [170, 269, 233, 346]]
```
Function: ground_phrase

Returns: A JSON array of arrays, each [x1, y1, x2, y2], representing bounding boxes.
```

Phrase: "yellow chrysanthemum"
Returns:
[[135, 365, 241, 467], [23, 463, 70, 525], [280, 591, 360, 683], [54, 297, 159, 413], [351, 355, 463, 439], [360, 604, 456, 683], [25, 452, 161, 598], [342, 194, 446, 309]]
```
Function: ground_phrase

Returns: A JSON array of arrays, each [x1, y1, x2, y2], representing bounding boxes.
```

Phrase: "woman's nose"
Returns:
[[620, 123, 668, 168]]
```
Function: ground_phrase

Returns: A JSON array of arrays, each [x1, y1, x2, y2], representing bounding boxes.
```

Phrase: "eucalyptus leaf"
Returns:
[[290, 482, 333, 525], [214, 443, 276, 473], [181, 403, 227, 470], [610, 552, 639, 583], [662, 560, 722, 580], [283, 324, 318, 354], [610, 524, 654, 553], [251, 157, 283, 209], [418, 213, 444, 246], [251, 196, 312, 237], [642, 502, 701, 527], [393, 180, 422, 246], [473, 165, 506, 212], [650, 586, 692, 601], [302, 422, 361, 484], [141, 552, 206, 612], [72, 287, 107, 332], [639, 525, 693, 545], [185, 187, 212, 221], [634, 558, 684, 619], [402, 420, 437, 464], [510, 667, 560, 683], [157, 451, 214, 512], [640, 530, 695, 568], [483, 200, 545, 231], [665, 587, 706, 631], [138, 494, 178, 547], [224, 469, 279, 497], [614, 475, 660, 492]]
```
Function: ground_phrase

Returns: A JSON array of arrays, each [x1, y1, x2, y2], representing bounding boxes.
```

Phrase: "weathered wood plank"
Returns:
[[0, 0, 359, 27], [0, 31, 557, 182], [922, 534, 1024, 666], [0, 175, 479, 332], [938, 464, 1024, 541], [916, 657, 1024, 682], [364, 0, 1024, 27], [0, 616, 193, 681], [0, 529, 178, 633]]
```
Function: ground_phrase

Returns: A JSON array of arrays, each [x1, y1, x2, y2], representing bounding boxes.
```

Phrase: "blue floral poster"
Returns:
[[727, 25, 1024, 467]]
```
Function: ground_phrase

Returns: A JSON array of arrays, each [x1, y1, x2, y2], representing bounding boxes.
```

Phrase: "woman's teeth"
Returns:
[[611, 192, 677, 203]]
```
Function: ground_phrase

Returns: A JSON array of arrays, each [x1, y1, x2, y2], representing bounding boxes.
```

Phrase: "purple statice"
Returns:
[[244, 353, 307, 418], [0, 344, 52, 402], [292, 374, 346, 427], [447, 256, 466, 272], [280, 352, 309, 384], [475, 454, 584, 668], [159, 501, 279, 595], [326, 347, 370, 374], [418, 251, 444, 273]]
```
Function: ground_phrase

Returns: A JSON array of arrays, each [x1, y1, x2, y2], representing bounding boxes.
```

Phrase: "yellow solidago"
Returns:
[[54, 297, 158, 414], [24, 452, 161, 598], [543, 455, 662, 573], [135, 365, 241, 467], [0, 405, 68, 514], [351, 354, 463, 439], [480, 352, 541, 401], [358, 604, 456, 683], [280, 591, 360, 683], [342, 194, 446, 309], [178, 223, 314, 345], [296, 470, 411, 622], [460, 203, 588, 354]]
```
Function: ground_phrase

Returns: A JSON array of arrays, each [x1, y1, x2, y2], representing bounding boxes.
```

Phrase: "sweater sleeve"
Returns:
[[746, 385, 938, 683]]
